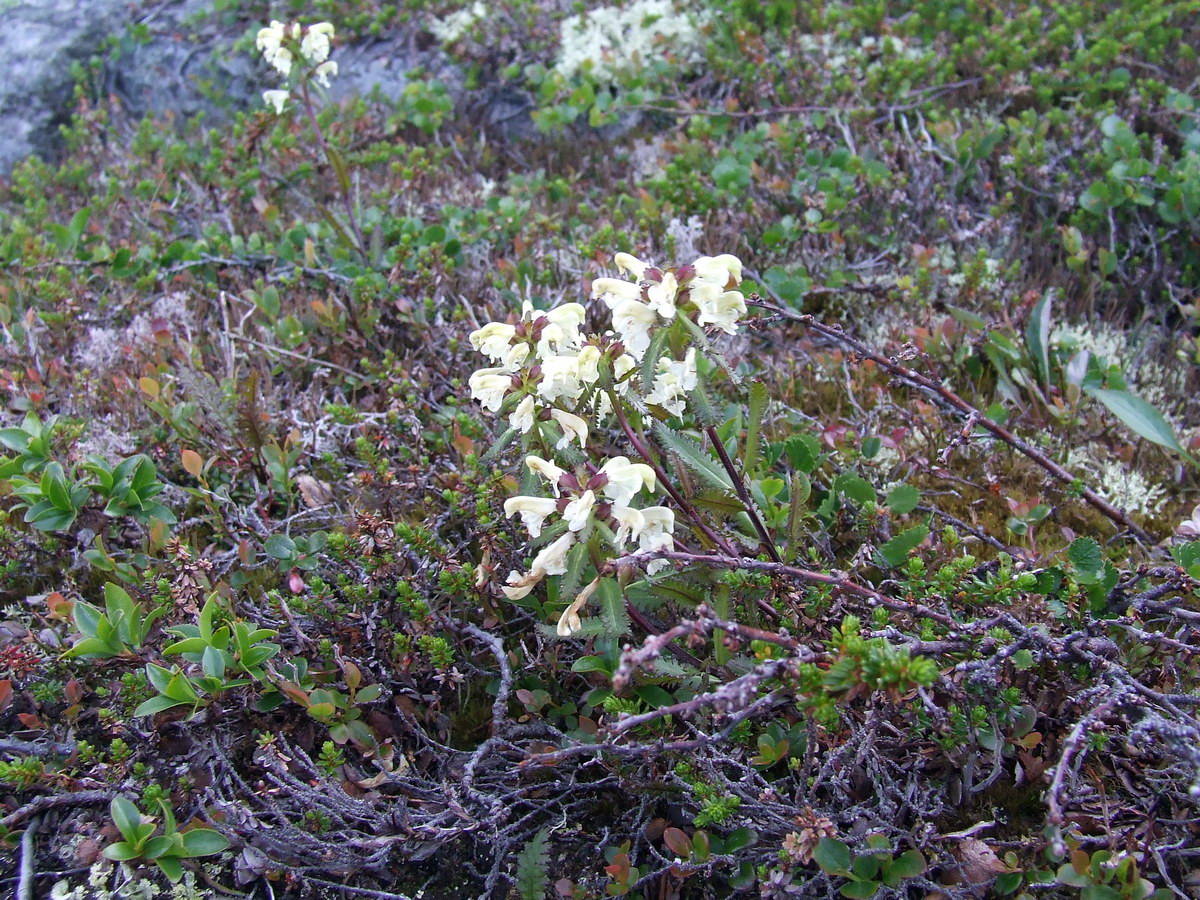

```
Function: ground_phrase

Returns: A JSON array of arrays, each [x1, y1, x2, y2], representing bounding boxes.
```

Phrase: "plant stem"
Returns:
[[704, 425, 782, 564]]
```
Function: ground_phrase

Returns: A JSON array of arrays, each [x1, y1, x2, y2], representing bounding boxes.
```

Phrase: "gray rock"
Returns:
[[0, 0, 462, 176], [0, 0, 131, 174]]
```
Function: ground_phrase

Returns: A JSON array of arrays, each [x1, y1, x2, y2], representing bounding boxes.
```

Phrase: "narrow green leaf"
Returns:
[[1025, 289, 1053, 387], [744, 381, 768, 475], [1085, 386, 1189, 458], [653, 423, 734, 494], [110, 798, 142, 844]]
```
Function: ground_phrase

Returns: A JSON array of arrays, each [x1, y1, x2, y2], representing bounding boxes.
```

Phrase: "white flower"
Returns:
[[470, 322, 517, 363], [313, 60, 338, 87], [614, 252, 648, 279], [301, 22, 335, 64], [599, 456, 656, 506], [562, 489, 596, 531], [526, 455, 567, 494], [592, 277, 642, 309], [262, 89, 290, 114], [611, 299, 659, 360], [543, 303, 587, 347], [550, 409, 589, 449], [502, 532, 575, 599], [269, 46, 293, 77], [429, 0, 487, 43], [509, 395, 536, 433], [637, 506, 675, 573], [691, 254, 743, 287], [556, 576, 601, 637], [693, 285, 746, 334], [468, 367, 512, 412], [538, 347, 600, 403], [611, 504, 645, 545], [256, 20, 286, 54], [645, 271, 679, 319], [644, 348, 698, 416], [613, 353, 637, 393], [1178, 504, 1200, 538], [504, 496, 559, 538]]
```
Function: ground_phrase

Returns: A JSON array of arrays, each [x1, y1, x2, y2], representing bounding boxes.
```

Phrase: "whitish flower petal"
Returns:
[[692, 254, 743, 286], [611, 299, 658, 360], [526, 455, 566, 494], [509, 395, 537, 433], [599, 456, 656, 507], [592, 277, 642, 309], [562, 489, 596, 531], [614, 252, 648, 279], [503, 496, 559, 538], [262, 90, 290, 114], [469, 367, 512, 412], [469, 321, 517, 363], [645, 271, 679, 319], [556, 577, 600, 637], [550, 409, 589, 449]]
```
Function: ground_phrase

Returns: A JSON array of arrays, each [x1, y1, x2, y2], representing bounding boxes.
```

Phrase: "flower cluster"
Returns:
[[255, 21, 338, 113], [469, 250, 747, 635], [555, 0, 711, 84]]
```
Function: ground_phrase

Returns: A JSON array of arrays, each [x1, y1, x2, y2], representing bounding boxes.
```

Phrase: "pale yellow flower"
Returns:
[[550, 409, 589, 449], [262, 89, 290, 114], [504, 496, 559, 538], [556, 576, 601, 637], [599, 456, 656, 507]]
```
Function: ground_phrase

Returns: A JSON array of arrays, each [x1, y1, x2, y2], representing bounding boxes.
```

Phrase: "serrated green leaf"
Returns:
[[515, 829, 550, 900], [744, 381, 768, 476], [653, 423, 735, 494], [834, 473, 875, 505], [878, 525, 929, 567], [886, 484, 920, 515], [1068, 537, 1103, 573], [597, 577, 630, 636]]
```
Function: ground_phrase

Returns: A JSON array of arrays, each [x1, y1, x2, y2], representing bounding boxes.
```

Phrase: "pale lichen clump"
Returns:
[[429, 1, 487, 43], [1067, 448, 1170, 518], [555, 0, 710, 83]]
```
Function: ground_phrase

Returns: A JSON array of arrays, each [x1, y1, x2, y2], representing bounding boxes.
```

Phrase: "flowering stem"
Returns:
[[703, 425, 783, 564], [299, 80, 372, 277], [609, 393, 735, 555]]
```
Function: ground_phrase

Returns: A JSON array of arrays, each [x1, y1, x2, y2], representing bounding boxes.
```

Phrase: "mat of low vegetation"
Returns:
[[0, 2, 1198, 898]]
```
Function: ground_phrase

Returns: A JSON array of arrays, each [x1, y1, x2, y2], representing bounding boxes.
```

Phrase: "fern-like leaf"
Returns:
[[515, 829, 550, 900], [744, 381, 768, 476], [652, 422, 735, 494]]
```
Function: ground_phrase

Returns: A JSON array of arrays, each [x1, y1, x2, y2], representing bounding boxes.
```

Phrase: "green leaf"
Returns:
[[885, 484, 920, 515], [1084, 386, 1189, 458], [634, 685, 675, 709], [878, 525, 929, 567], [103, 840, 143, 862], [834, 473, 875, 505], [783, 433, 822, 473], [886, 849, 926, 880], [63, 637, 120, 659], [744, 381, 768, 475], [722, 827, 757, 853], [597, 578, 631, 637], [72, 601, 103, 640], [1025, 290, 1054, 387], [355, 684, 383, 703], [135, 695, 187, 717], [179, 828, 230, 857], [814, 837, 852, 875], [853, 855, 881, 880], [110, 798, 143, 844], [264, 534, 297, 559], [653, 423, 735, 494], [514, 828, 550, 900], [1068, 537, 1103, 574], [142, 834, 175, 859], [839, 880, 880, 899], [155, 856, 184, 883]]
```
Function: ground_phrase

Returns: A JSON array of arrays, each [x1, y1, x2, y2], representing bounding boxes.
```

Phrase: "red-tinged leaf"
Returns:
[[17, 712, 44, 729], [288, 570, 305, 594], [0, 679, 12, 713], [662, 827, 693, 858]]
